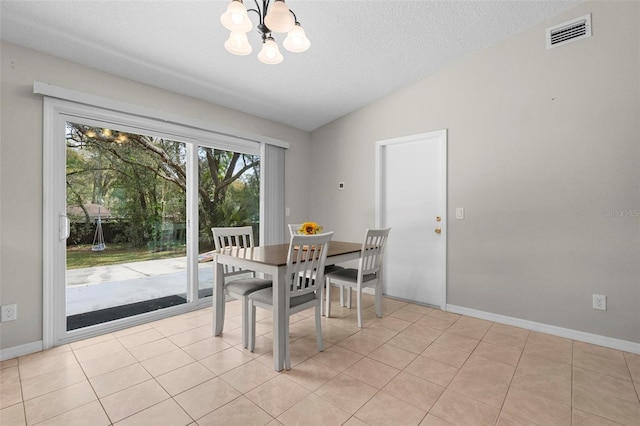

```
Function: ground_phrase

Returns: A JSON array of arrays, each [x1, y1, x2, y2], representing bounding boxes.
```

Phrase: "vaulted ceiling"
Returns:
[[1, 1, 582, 131]]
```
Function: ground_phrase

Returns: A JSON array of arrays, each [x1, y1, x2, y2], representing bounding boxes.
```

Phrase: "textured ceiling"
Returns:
[[1, 0, 582, 131]]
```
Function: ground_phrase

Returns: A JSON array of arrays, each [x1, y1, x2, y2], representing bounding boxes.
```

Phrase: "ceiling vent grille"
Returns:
[[546, 14, 591, 49]]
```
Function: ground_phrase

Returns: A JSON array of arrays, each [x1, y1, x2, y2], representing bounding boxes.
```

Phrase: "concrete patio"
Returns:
[[66, 257, 214, 315]]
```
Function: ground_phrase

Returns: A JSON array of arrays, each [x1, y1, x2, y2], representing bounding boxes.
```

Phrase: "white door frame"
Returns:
[[375, 129, 447, 309]]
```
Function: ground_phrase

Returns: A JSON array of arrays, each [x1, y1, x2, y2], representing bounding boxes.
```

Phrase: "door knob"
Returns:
[[434, 228, 441, 234], [436, 216, 441, 222]]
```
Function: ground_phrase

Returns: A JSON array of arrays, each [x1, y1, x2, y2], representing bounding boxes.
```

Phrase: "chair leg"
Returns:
[[247, 300, 256, 352], [325, 279, 332, 318], [339, 284, 345, 306], [319, 279, 324, 317], [284, 316, 291, 370], [356, 287, 363, 328], [219, 291, 227, 328], [345, 287, 352, 308], [375, 281, 383, 318], [315, 301, 323, 352], [241, 296, 249, 349]]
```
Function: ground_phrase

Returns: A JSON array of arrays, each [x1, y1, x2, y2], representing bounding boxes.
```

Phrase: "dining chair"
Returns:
[[211, 226, 272, 349], [247, 231, 334, 370], [324, 228, 391, 327], [288, 223, 345, 310]]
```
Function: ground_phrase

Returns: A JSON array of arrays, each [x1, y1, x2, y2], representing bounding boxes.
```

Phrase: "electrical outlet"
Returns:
[[592, 294, 606, 311], [1, 304, 17, 322]]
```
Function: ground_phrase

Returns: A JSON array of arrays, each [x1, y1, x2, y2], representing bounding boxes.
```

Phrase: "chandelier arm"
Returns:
[[245, 1, 270, 42], [256, 0, 273, 41], [289, 9, 299, 24], [245, 0, 265, 22], [246, 8, 261, 19], [257, 0, 267, 23]]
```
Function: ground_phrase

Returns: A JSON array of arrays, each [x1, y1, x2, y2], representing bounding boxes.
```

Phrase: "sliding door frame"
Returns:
[[41, 87, 287, 348]]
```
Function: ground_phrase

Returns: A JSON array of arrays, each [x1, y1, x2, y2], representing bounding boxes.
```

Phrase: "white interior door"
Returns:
[[376, 130, 447, 308]]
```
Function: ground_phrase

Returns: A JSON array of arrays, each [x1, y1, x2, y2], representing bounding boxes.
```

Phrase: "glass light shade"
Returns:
[[283, 23, 310, 53], [258, 38, 283, 64], [220, 0, 252, 33], [224, 31, 252, 56], [264, 0, 294, 33]]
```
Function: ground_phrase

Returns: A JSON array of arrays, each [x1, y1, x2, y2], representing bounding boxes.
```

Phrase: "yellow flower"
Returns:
[[299, 222, 323, 235]]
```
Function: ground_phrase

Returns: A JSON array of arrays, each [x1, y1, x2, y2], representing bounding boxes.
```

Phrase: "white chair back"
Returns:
[[212, 226, 254, 249], [285, 232, 333, 306], [212, 226, 255, 277], [359, 228, 391, 278]]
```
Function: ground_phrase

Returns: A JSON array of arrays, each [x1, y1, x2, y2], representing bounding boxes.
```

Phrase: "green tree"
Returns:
[[65, 123, 259, 250], [198, 148, 260, 241]]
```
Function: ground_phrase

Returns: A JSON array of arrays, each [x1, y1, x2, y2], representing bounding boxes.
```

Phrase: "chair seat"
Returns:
[[226, 278, 272, 296], [249, 287, 316, 308], [324, 264, 344, 274], [326, 268, 376, 284]]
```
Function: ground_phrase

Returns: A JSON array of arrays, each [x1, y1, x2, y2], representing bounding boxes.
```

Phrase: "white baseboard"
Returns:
[[1, 340, 44, 361], [447, 304, 640, 355]]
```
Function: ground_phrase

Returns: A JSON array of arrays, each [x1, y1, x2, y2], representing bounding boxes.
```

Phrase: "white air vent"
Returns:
[[546, 14, 591, 49]]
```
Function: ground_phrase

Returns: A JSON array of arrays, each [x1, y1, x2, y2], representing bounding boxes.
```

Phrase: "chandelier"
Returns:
[[220, 0, 310, 65]]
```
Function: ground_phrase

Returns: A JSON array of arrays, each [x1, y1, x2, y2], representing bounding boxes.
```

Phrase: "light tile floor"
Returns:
[[1, 293, 639, 426]]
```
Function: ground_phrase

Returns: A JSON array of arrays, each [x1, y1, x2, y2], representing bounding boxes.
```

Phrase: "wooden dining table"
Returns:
[[212, 240, 362, 371]]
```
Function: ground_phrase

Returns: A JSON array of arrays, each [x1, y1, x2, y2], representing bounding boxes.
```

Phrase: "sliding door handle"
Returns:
[[59, 215, 70, 240]]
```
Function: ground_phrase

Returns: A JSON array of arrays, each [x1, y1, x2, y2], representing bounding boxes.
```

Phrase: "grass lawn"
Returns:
[[66, 244, 188, 269]]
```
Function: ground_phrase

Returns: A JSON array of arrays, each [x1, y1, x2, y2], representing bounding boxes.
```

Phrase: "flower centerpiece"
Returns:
[[295, 222, 323, 250], [298, 222, 323, 235]]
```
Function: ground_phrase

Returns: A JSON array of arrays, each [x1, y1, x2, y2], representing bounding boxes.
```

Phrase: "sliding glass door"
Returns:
[[41, 95, 273, 347]]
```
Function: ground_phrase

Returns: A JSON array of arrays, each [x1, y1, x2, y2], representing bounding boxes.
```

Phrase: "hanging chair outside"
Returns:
[[91, 212, 106, 251]]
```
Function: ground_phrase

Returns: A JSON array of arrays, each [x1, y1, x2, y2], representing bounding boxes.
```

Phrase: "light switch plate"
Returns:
[[455, 207, 465, 220]]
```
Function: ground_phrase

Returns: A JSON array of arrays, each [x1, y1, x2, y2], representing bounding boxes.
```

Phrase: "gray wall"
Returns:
[[310, 1, 639, 343], [0, 41, 312, 350]]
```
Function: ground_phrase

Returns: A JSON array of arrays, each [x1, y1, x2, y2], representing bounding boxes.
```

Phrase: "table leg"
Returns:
[[272, 267, 286, 371], [213, 260, 225, 336]]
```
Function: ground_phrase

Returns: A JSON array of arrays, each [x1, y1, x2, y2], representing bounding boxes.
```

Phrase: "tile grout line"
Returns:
[[8, 296, 639, 426]]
